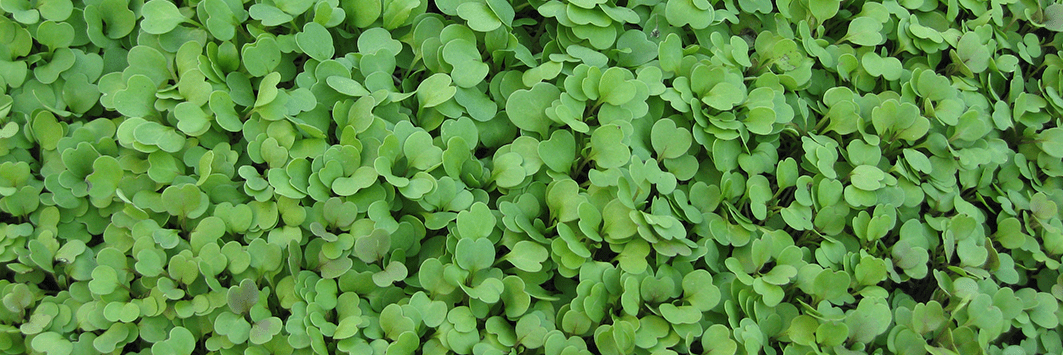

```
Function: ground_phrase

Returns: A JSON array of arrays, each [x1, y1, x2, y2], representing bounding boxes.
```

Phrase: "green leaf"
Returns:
[[617, 239, 650, 274], [812, 269, 851, 303], [466, 277, 505, 303], [816, 322, 848, 347], [141, 0, 185, 34], [354, 229, 391, 263], [457, 202, 496, 239], [702, 82, 745, 110], [956, 32, 989, 73], [404, 130, 444, 170], [491, 152, 527, 188], [88, 265, 119, 295], [683, 270, 721, 311], [665, 0, 714, 29], [547, 179, 585, 223], [152, 327, 196, 355], [358, 27, 403, 56], [457, 2, 501, 32], [506, 82, 561, 137], [861, 52, 903, 81], [202, 0, 237, 40], [1039, 127, 1063, 158], [249, 317, 283, 345], [373, 260, 409, 287], [346, 0, 380, 26], [174, 102, 211, 136], [0, 2, 34, 22], [161, 184, 210, 219], [417, 73, 456, 108], [113, 74, 157, 117], [843, 17, 884, 46], [850, 165, 885, 191], [327, 76, 370, 97], [242, 36, 281, 77], [215, 311, 251, 343], [538, 129, 576, 172], [651, 118, 692, 159], [228, 278, 259, 314], [455, 237, 495, 271], [845, 297, 892, 343], [753, 278, 785, 306], [1045, 4, 1063, 31], [35, 20, 74, 49], [597, 67, 636, 106], [505, 240, 548, 272], [744, 106, 775, 135], [103, 301, 141, 323], [485, 0, 514, 26], [659, 303, 700, 324], [590, 124, 630, 169], [86, 155, 122, 202], [134, 249, 164, 277], [31, 332, 72, 355], [249, 4, 293, 26], [809, 0, 839, 21], [787, 315, 818, 346], [272, 0, 312, 15], [296, 22, 335, 61]]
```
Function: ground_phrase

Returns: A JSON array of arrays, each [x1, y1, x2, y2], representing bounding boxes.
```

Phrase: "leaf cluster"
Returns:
[[0, 0, 1062, 354]]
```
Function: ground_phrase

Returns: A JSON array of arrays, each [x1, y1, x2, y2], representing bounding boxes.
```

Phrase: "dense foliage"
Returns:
[[1, 0, 1062, 354]]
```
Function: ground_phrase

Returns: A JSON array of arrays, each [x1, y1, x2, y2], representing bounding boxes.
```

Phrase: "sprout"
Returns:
[[1, 0, 1061, 353]]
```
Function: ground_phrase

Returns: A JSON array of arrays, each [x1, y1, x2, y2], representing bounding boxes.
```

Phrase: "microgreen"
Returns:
[[1, 0, 1060, 354]]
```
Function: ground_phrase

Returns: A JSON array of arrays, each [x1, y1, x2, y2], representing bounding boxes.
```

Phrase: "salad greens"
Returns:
[[1, 0, 1062, 354]]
